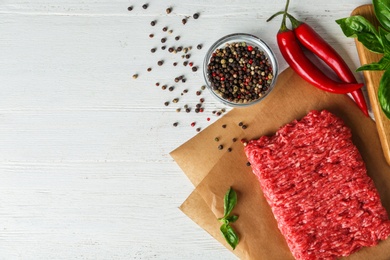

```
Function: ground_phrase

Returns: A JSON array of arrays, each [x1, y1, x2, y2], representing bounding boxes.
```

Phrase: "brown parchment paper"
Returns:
[[172, 68, 390, 259]]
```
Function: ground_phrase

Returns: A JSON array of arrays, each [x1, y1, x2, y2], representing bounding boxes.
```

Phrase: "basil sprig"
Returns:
[[218, 187, 239, 250], [336, 0, 390, 118]]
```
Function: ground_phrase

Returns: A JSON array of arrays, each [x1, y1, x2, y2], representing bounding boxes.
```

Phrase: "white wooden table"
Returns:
[[0, 0, 371, 259]]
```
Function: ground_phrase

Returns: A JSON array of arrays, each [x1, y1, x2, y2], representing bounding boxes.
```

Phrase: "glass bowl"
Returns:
[[203, 33, 278, 107]]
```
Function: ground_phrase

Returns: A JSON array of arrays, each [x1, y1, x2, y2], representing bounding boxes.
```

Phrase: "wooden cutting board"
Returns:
[[352, 4, 390, 165]]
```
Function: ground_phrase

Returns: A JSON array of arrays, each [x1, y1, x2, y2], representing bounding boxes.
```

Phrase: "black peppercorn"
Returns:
[[161, 38, 167, 43], [182, 18, 187, 25], [246, 162, 251, 166], [173, 62, 177, 66], [127, 6, 133, 11], [142, 4, 148, 9], [173, 122, 178, 127], [197, 44, 202, 50], [232, 138, 237, 142], [175, 36, 180, 41], [238, 122, 243, 126], [193, 13, 199, 19], [147, 67, 152, 72], [168, 47, 174, 53], [161, 45, 166, 50], [222, 124, 227, 128], [168, 86, 174, 91], [166, 8, 172, 14], [196, 127, 201, 132], [227, 148, 232, 152], [149, 34, 154, 38], [151, 48, 156, 53], [218, 144, 223, 150], [151, 20, 156, 26], [162, 26, 168, 32], [242, 125, 247, 129], [192, 66, 198, 72], [157, 60, 164, 66], [164, 101, 169, 106]]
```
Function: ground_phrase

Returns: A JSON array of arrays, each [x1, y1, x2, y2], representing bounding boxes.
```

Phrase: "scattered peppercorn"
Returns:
[[216, 111, 221, 116], [185, 54, 191, 59], [238, 122, 243, 126], [192, 66, 198, 72], [169, 86, 174, 91], [166, 7, 172, 14], [176, 108, 181, 112], [177, 46, 183, 52], [196, 91, 201, 96], [161, 38, 167, 43], [181, 78, 186, 83], [201, 85, 206, 90], [168, 47, 174, 53], [200, 98, 204, 103], [199, 108, 204, 112], [186, 108, 191, 113], [182, 18, 187, 25], [183, 61, 188, 66], [227, 148, 232, 152], [246, 162, 251, 166], [164, 101, 169, 106], [218, 144, 224, 150], [151, 20, 156, 26], [197, 44, 202, 50], [161, 45, 166, 50], [149, 34, 154, 38], [191, 122, 196, 127], [172, 98, 179, 103], [168, 30, 173, 34], [195, 108, 200, 113], [173, 122, 178, 127], [162, 26, 168, 32], [157, 60, 164, 66], [196, 127, 201, 132], [232, 138, 237, 142], [151, 48, 156, 53], [183, 89, 188, 93], [214, 137, 219, 142], [222, 124, 226, 128], [242, 125, 247, 129], [161, 85, 167, 90], [173, 62, 178, 66], [147, 67, 152, 72], [175, 36, 180, 41], [155, 82, 160, 86], [127, 6, 133, 11], [132, 74, 138, 79], [142, 4, 148, 9], [207, 117, 210, 121], [193, 13, 199, 19]]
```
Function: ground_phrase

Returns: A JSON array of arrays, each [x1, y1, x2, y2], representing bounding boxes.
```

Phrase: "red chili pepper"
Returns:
[[276, 14, 364, 94], [287, 14, 369, 116], [268, 9, 369, 116]]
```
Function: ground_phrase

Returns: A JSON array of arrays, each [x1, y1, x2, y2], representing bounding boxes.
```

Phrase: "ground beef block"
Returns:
[[244, 110, 390, 260]]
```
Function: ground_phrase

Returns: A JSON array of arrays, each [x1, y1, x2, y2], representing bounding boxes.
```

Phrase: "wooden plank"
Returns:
[[352, 4, 390, 165]]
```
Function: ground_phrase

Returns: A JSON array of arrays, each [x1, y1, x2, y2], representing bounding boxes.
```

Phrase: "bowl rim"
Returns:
[[203, 33, 279, 107]]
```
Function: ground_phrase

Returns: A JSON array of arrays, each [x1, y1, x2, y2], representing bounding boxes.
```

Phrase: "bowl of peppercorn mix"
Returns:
[[203, 33, 278, 107]]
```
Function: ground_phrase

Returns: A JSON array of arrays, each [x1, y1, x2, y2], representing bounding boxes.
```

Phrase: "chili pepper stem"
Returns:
[[268, 11, 302, 29], [279, 0, 291, 32]]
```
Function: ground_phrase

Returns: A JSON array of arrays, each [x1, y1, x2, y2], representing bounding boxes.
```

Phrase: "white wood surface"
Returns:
[[0, 0, 371, 259]]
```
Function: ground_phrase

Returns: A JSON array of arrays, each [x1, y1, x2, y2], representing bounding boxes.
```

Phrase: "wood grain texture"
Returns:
[[352, 4, 390, 166], [0, 0, 372, 259]]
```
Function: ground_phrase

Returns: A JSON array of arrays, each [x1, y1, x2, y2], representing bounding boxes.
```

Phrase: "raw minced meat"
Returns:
[[244, 110, 390, 260]]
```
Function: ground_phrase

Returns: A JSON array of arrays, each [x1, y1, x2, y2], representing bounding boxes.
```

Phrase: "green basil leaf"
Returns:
[[356, 53, 390, 71], [223, 187, 237, 218], [378, 69, 390, 119], [336, 16, 383, 53], [225, 215, 239, 223], [374, 0, 390, 31], [220, 223, 239, 250], [379, 27, 390, 53]]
